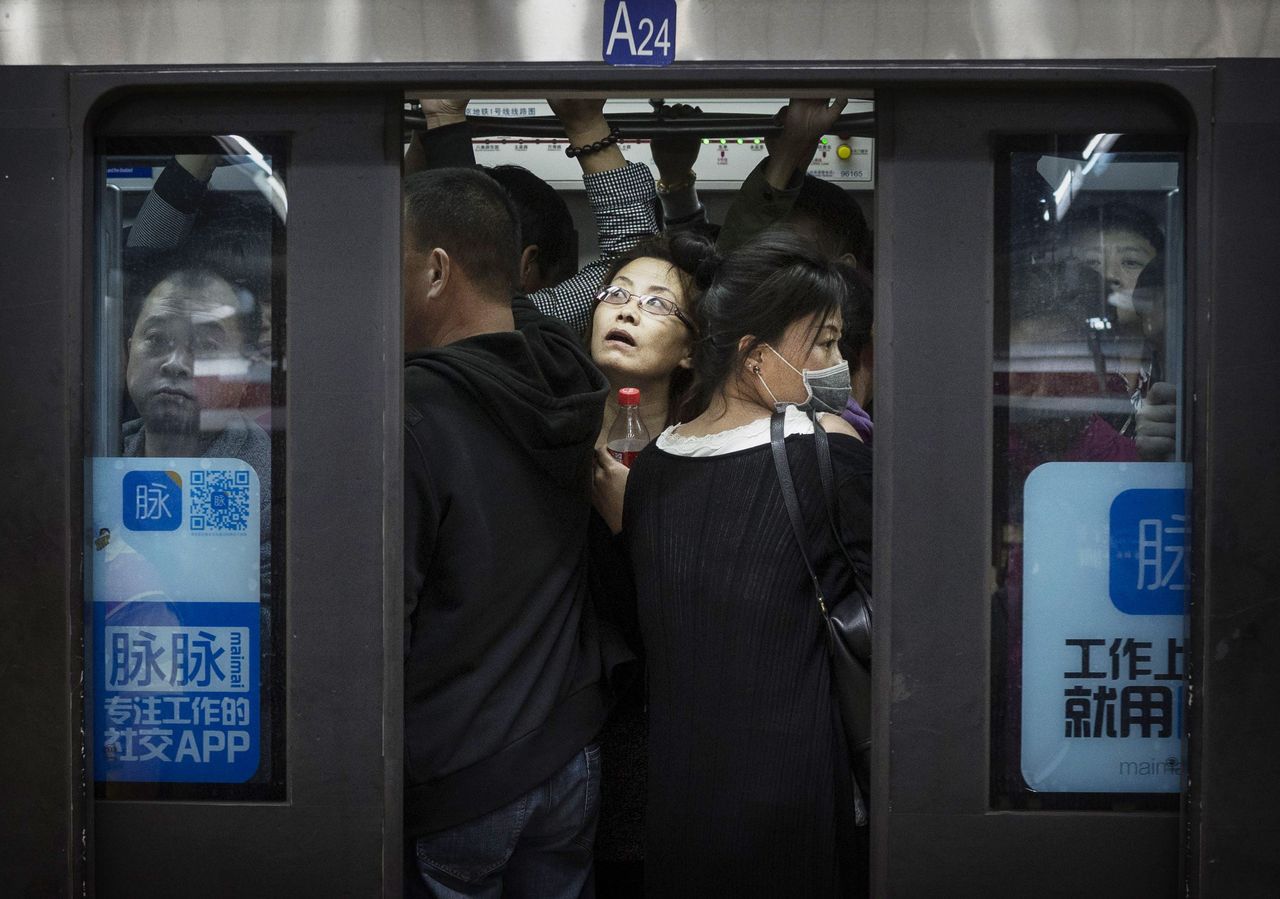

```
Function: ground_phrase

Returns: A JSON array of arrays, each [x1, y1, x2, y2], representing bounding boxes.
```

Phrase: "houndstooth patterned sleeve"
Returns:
[[528, 161, 658, 334]]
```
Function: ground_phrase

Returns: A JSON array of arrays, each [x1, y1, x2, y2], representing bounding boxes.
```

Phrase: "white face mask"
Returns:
[[755, 345, 852, 414], [1108, 288, 1136, 316]]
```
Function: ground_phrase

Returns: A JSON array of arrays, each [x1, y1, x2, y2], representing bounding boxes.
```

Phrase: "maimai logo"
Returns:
[[122, 470, 182, 531]]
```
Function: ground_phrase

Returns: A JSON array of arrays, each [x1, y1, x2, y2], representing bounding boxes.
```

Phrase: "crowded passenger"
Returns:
[[126, 153, 224, 252], [1060, 200, 1163, 333], [788, 176, 876, 433], [405, 97, 869, 899], [410, 100, 579, 292], [789, 173, 873, 269], [408, 96, 660, 333], [648, 103, 712, 237], [589, 97, 857, 527], [837, 263, 875, 434], [1131, 255, 1178, 461], [715, 99, 848, 252], [713, 100, 877, 436], [621, 230, 870, 898], [1055, 200, 1175, 459], [1002, 259, 1140, 485], [586, 236, 703, 523], [121, 194, 275, 593], [579, 232, 707, 896], [391, 101, 725, 898], [123, 261, 267, 464], [400, 166, 628, 897]]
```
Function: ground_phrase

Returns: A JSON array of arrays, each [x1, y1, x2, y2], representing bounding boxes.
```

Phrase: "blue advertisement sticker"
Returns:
[[92, 601, 260, 783], [1109, 488, 1189, 615], [603, 0, 676, 66], [92, 458, 260, 605], [90, 457, 263, 783], [1021, 462, 1189, 793]]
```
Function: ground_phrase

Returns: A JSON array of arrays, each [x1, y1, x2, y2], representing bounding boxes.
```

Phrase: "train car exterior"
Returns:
[[3, 1, 1279, 895]]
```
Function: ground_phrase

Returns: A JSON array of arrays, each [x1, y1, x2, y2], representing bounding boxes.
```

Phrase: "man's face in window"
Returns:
[[126, 271, 248, 437]]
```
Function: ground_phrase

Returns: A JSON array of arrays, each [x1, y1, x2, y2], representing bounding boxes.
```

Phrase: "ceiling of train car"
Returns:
[[2, 0, 1279, 66]]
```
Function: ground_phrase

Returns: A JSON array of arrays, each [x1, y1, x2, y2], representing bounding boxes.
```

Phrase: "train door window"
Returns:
[[991, 135, 1187, 810], [88, 138, 287, 800]]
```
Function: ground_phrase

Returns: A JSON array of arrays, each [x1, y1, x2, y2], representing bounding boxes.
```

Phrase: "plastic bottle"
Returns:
[[606, 387, 650, 467]]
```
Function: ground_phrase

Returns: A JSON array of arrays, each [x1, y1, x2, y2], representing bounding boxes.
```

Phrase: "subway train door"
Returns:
[[873, 78, 1205, 896], [76, 85, 405, 896]]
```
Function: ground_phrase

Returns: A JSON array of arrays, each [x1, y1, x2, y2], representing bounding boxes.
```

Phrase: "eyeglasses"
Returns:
[[595, 285, 698, 334]]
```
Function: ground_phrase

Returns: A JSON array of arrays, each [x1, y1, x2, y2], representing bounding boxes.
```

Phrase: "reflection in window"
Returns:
[[992, 137, 1187, 810], [89, 143, 286, 799]]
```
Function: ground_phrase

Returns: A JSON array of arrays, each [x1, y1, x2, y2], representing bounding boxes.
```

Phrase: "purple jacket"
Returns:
[[840, 397, 873, 445]]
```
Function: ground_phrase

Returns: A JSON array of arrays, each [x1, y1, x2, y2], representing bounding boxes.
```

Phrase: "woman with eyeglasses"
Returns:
[[582, 232, 710, 899], [621, 230, 871, 898], [589, 239, 703, 445]]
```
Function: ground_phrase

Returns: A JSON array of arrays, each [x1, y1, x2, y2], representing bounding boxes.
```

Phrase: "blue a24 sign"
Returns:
[[603, 0, 676, 66]]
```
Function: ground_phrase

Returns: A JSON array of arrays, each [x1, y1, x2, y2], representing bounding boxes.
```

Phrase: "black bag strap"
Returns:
[[769, 411, 828, 617], [810, 411, 873, 618], [774, 411, 871, 827]]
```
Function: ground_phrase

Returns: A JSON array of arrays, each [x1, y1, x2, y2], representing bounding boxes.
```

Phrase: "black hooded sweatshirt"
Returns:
[[403, 297, 618, 836]]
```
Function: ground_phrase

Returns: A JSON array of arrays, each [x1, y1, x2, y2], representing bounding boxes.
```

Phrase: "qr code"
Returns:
[[189, 469, 251, 532]]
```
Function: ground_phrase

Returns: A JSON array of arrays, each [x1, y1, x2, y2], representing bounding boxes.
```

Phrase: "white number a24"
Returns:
[[606, 1, 672, 58]]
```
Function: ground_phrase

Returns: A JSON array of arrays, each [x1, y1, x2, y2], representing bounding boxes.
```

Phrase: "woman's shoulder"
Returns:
[[818, 414, 873, 473], [817, 411, 860, 440]]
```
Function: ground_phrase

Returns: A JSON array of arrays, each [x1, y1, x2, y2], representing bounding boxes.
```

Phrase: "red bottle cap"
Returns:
[[617, 387, 641, 406]]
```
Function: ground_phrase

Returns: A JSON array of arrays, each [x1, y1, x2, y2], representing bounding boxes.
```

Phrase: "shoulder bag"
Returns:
[[769, 410, 873, 826]]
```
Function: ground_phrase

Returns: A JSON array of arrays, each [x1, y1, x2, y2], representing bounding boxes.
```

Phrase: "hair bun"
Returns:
[[694, 252, 724, 290], [665, 231, 719, 289]]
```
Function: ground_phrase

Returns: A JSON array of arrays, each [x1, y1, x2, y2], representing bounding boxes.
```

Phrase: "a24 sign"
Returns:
[[603, 0, 677, 67]]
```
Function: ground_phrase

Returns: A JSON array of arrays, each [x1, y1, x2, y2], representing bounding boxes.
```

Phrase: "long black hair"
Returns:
[[683, 228, 849, 419]]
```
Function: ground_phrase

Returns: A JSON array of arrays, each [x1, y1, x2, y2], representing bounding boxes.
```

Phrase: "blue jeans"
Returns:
[[412, 743, 601, 899]]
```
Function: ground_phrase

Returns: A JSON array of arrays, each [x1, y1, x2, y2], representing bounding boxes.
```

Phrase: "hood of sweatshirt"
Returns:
[[405, 298, 609, 488]]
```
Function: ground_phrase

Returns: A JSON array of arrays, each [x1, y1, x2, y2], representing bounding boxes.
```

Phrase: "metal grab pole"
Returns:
[[404, 111, 874, 140]]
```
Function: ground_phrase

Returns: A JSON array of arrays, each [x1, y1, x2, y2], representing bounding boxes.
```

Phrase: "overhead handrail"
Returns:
[[403, 111, 874, 140]]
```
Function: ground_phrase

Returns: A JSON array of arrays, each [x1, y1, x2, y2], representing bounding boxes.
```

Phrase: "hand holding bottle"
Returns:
[[592, 447, 630, 535], [605, 387, 650, 466]]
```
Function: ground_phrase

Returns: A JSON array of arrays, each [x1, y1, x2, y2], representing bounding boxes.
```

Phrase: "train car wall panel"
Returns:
[[3, 0, 1280, 66], [1190, 56, 1280, 896], [0, 66, 83, 897]]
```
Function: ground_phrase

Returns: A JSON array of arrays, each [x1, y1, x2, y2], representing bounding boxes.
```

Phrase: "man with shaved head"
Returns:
[[124, 264, 264, 461]]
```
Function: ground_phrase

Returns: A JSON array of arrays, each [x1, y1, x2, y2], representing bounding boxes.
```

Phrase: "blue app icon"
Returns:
[[1109, 488, 1188, 615], [122, 470, 183, 531]]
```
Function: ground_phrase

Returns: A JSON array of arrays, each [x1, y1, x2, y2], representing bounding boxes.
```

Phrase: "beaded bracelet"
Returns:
[[657, 171, 697, 195], [565, 128, 621, 158]]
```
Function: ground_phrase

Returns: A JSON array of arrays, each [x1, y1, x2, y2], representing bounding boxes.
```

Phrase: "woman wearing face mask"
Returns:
[[621, 231, 871, 898]]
